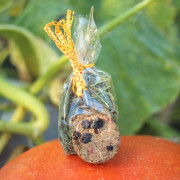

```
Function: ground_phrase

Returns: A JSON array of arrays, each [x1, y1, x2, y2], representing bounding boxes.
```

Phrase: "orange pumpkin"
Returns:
[[0, 136, 180, 180]]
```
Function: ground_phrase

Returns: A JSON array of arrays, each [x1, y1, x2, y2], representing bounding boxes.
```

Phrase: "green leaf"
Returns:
[[66, 0, 101, 14], [139, 117, 180, 139], [0, 24, 58, 80], [0, 46, 9, 66], [146, 0, 176, 31], [97, 14, 180, 134], [14, 0, 69, 40], [13, 0, 102, 39], [0, 0, 13, 13], [8, 0, 28, 18]]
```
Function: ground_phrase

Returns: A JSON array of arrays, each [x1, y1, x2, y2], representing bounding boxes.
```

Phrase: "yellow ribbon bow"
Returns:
[[44, 10, 94, 97]]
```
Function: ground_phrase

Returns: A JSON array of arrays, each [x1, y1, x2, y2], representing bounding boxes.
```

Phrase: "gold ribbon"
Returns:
[[44, 10, 94, 97]]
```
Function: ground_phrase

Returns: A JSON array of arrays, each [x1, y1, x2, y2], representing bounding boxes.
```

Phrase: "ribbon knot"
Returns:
[[44, 10, 94, 97]]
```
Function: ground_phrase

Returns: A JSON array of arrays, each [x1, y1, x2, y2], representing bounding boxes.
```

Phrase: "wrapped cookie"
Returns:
[[44, 7, 120, 164]]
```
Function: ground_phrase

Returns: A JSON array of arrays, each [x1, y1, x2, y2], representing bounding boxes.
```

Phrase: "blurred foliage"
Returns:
[[0, 0, 180, 136], [0, 25, 58, 80], [0, 0, 13, 14]]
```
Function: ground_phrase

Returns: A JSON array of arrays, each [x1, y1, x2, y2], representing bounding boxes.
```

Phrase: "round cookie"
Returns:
[[70, 111, 121, 164]]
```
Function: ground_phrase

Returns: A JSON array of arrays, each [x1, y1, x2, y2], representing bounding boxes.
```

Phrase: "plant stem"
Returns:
[[29, 56, 67, 94], [0, 0, 155, 151], [0, 77, 49, 137], [0, 57, 66, 153], [98, 0, 155, 37], [32, 135, 45, 145], [0, 56, 67, 153], [0, 106, 26, 153]]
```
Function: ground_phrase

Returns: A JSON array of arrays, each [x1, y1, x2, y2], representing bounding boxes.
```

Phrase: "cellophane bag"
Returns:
[[45, 9, 120, 164]]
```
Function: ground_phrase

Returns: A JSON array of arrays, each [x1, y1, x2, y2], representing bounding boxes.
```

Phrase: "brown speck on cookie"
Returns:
[[94, 129, 99, 134]]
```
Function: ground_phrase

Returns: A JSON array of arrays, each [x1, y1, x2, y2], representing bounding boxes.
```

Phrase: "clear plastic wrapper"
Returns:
[[45, 8, 120, 164], [58, 12, 120, 164], [58, 67, 118, 153]]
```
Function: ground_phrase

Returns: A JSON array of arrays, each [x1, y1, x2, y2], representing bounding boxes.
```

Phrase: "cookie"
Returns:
[[70, 111, 121, 164]]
